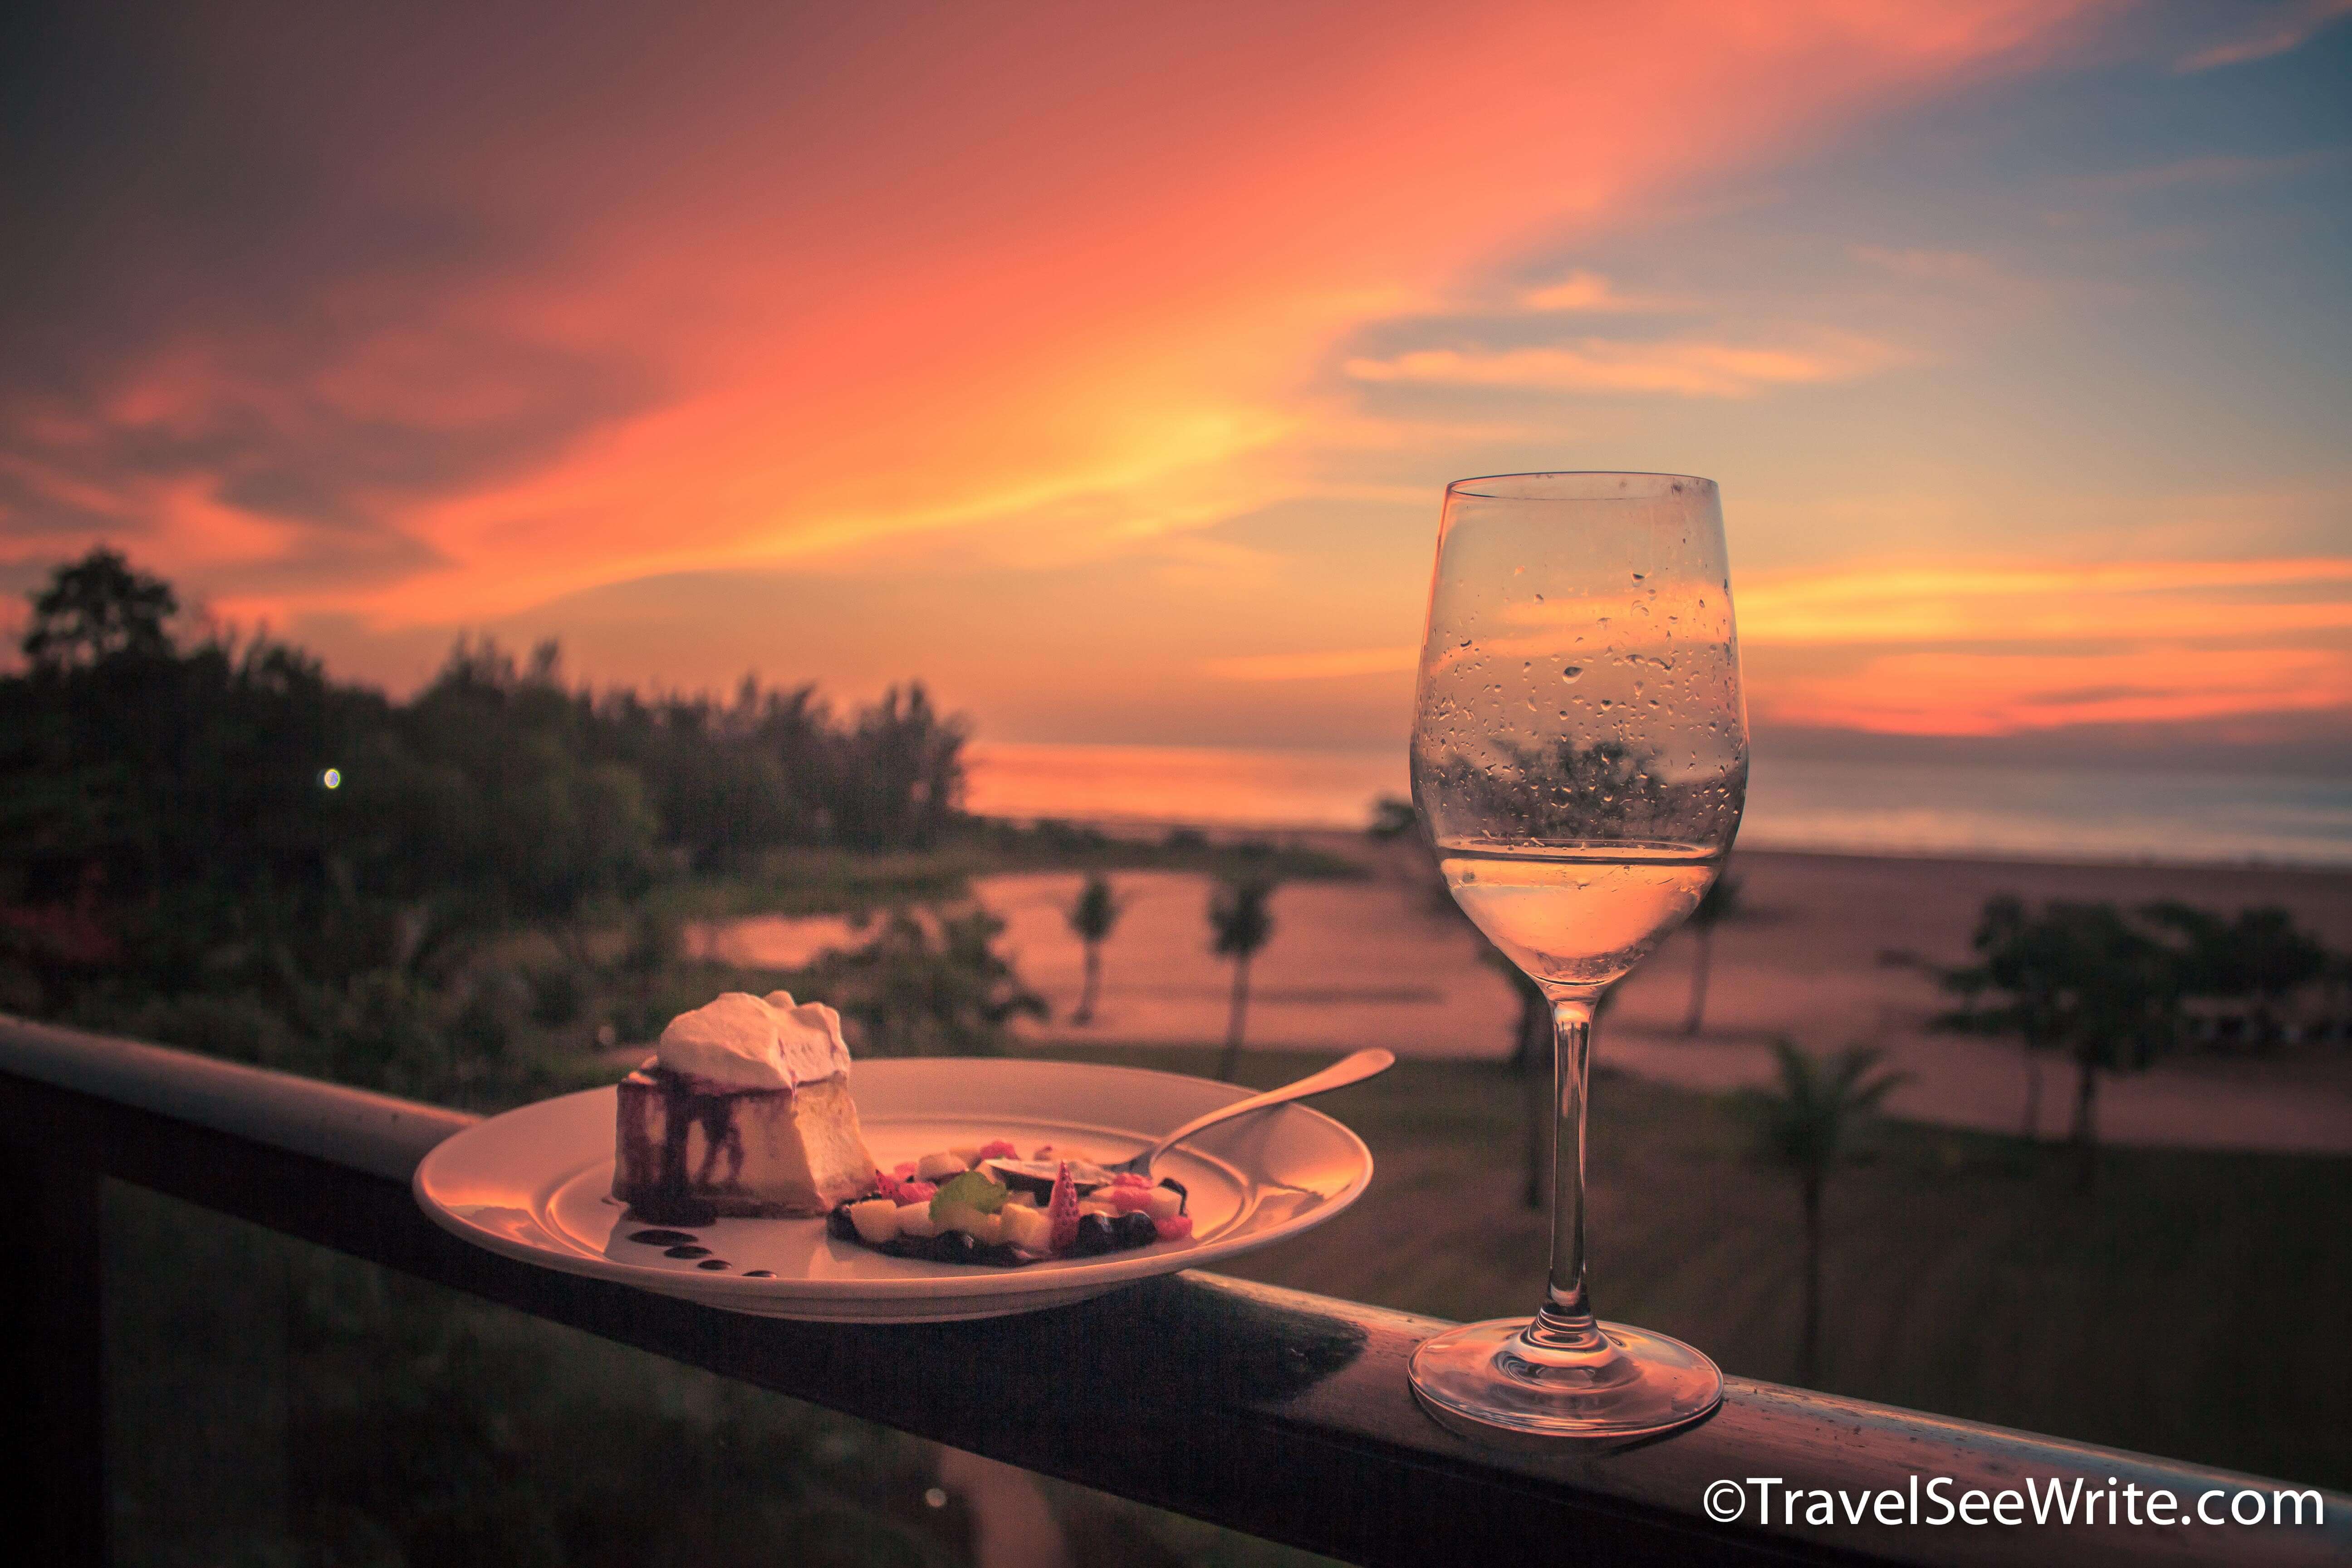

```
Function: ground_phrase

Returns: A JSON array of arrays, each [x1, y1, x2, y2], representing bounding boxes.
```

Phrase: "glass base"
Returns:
[[1409, 1318, 1723, 1446]]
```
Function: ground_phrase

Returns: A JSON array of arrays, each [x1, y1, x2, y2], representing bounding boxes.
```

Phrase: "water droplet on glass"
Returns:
[[1561, 666, 1582, 682]]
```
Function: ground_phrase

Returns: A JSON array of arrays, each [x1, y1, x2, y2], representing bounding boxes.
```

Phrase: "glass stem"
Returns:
[[1527, 992, 1606, 1354]]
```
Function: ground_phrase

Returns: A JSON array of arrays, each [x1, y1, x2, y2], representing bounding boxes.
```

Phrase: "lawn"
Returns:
[[1032, 1043, 2352, 1492]]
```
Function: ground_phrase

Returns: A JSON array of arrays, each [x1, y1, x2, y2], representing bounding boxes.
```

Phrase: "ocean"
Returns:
[[963, 742, 2352, 869]]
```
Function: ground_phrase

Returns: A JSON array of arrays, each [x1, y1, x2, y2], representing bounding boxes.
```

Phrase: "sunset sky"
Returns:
[[5, 0, 2348, 768]]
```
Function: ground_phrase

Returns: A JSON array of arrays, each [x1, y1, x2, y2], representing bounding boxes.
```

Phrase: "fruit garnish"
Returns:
[[1154, 1214, 1194, 1241], [976, 1138, 1018, 1159], [930, 1170, 1009, 1219], [999, 1203, 1051, 1252], [874, 1169, 937, 1204]]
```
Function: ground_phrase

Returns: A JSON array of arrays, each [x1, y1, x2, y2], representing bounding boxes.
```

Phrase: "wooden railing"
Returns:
[[4, 1014, 2343, 1568]]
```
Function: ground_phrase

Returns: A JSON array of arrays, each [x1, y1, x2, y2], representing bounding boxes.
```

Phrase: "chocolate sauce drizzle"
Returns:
[[617, 1066, 750, 1225]]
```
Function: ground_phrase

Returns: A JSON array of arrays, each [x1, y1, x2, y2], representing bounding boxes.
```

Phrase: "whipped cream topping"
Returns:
[[654, 990, 852, 1089]]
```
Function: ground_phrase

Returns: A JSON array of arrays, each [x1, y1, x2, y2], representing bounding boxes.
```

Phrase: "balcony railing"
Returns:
[[5, 1012, 2345, 1568]]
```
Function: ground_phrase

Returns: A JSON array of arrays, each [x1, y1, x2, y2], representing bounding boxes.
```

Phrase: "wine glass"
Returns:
[[1407, 471, 1747, 1442]]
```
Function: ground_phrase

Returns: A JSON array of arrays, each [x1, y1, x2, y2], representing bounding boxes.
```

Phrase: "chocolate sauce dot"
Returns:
[[743, 1270, 775, 1279], [627, 1229, 701, 1247], [697, 1259, 730, 1271], [664, 1245, 712, 1259]]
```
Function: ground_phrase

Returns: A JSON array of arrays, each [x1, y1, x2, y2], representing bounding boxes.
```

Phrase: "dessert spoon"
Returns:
[[987, 1047, 1394, 1188]]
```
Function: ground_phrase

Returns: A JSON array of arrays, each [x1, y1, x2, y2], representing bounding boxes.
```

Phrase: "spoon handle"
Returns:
[[1146, 1048, 1394, 1166]]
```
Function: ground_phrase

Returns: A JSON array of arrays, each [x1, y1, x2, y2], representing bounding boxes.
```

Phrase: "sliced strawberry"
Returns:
[[1108, 1170, 1152, 1190], [1047, 1160, 1080, 1253], [977, 1138, 1018, 1160], [1154, 1213, 1194, 1242], [873, 1169, 939, 1205]]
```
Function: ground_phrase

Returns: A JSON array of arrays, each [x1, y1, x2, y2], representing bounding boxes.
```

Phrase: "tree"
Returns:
[[1934, 895, 2065, 1138], [21, 546, 178, 671], [2144, 902, 2327, 1051], [809, 906, 1047, 1057], [1937, 897, 2182, 1186], [1064, 872, 1123, 1025], [1681, 869, 1743, 1034], [1739, 1041, 1909, 1386], [828, 683, 969, 849], [1210, 874, 1277, 1081]]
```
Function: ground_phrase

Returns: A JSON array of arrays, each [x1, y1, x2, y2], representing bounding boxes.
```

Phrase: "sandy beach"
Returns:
[[693, 841, 2352, 1155]]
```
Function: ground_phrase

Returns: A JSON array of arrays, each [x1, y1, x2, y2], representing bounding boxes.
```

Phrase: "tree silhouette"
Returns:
[[22, 546, 177, 671], [1740, 1040, 1908, 1385], [1681, 869, 1743, 1034], [1210, 874, 1277, 1081], [0, 549, 992, 1100], [809, 906, 1046, 1057], [1937, 897, 2182, 1187], [1064, 872, 1123, 1025], [2144, 902, 2327, 1051], [1934, 895, 2067, 1137]]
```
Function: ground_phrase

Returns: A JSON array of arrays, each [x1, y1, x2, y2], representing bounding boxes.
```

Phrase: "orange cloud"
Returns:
[[1213, 556, 2352, 743], [1518, 270, 1687, 313], [1343, 332, 1911, 398], [1740, 557, 2352, 644], [1744, 555, 2352, 733], [1205, 647, 1420, 682], [1766, 645, 2352, 734], [4, 0, 2107, 635]]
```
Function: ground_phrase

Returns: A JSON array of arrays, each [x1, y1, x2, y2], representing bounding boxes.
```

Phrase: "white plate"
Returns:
[[413, 1057, 1374, 1321]]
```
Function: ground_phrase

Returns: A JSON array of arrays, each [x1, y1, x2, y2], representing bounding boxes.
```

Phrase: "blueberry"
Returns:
[[932, 1230, 983, 1265], [1113, 1211, 1159, 1249], [826, 1204, 858, 1241], [979, 1243, 1029, 1268], [1073, 1214, 1117, 1256]]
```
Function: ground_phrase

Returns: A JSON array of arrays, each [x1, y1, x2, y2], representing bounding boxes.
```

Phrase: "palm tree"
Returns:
[[1064, 872, 1123, 1024], [1681, 870, 1743, 1034], [1740, 1040, 1909, 1386], [1209, 875, 1277, 1081]]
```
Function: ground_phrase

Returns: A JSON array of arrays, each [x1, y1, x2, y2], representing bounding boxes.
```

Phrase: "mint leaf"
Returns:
[[931, 1171, 1008, 1219]]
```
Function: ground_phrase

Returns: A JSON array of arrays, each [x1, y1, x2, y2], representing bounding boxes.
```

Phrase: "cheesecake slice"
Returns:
[[613, 990, 876, 1223]]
